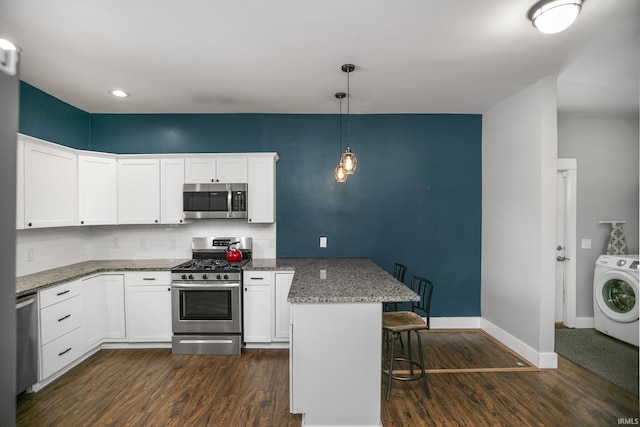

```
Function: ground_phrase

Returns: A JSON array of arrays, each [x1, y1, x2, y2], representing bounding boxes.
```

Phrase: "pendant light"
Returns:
[[528, 0, 582, 34], [340, 64, 358, 175], [334, 92, 348, 183]]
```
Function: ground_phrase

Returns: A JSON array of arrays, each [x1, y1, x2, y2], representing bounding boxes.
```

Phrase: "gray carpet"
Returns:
[[555, 327, 638, 396]]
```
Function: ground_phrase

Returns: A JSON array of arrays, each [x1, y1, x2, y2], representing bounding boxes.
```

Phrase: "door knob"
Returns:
[[556, 256, 569, 262]]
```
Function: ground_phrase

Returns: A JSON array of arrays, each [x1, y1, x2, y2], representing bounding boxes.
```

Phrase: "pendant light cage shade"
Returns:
[[334, 162, 347, 182], [529, 0, 582, 34], [341, 147, 357, 174]]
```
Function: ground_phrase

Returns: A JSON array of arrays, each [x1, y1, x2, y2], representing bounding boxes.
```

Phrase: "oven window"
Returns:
[[180, 289, 232, 320]]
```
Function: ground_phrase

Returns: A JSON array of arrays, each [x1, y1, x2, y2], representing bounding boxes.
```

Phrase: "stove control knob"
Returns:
[[202, 274, 208, 280], [216, 274, 222, 280], [181, 274, 187, 280], [223, 274, 229, 280], [188, 274, 194, 280]]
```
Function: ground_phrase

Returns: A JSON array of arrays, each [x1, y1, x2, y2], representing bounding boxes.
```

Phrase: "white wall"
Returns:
[[558, 114, 639, 319], [16, 221, 276, 277], [482, 79, 558, 368]]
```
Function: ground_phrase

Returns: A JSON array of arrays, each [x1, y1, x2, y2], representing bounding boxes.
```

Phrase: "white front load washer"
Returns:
[[593, 254, 639, 346]]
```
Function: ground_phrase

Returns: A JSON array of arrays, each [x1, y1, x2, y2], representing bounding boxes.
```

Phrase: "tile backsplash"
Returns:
[[16, 221, 276, 277]]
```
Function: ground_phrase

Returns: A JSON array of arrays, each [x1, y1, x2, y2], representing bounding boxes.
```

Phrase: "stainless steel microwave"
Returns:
[[183, 183, 247, 219]]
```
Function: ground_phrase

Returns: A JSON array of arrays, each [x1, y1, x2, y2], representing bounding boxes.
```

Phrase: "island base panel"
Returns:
[[291, 302, 382, 426]]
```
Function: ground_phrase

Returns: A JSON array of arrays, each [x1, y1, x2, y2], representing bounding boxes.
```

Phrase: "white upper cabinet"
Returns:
[[160, 158, 185, 224], [247, 156, 276, 223], [185, 157, 248, 183], [78, 154, 118, 226], [16, 138, 24, 229], [24, 139, 78, 228], [117, 158, 160, 224]]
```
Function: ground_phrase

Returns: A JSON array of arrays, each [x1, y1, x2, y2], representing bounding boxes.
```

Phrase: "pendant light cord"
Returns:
[[346, 69, 350, 148], [339, 95, 343, 155]]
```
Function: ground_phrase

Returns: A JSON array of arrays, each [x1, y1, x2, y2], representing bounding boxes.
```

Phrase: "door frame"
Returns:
[[556, 158, 577, 327]]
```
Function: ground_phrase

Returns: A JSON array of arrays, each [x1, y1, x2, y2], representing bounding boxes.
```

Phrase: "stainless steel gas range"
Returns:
[[171, 237, 252, 355]]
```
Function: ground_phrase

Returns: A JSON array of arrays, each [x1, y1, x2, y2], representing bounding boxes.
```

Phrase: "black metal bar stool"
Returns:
[[382, 275, 434, 400], [384, 262, 407, 313]]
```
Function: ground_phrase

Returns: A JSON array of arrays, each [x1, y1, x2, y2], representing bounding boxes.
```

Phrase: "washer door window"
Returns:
[[595, 271, 639, 323]]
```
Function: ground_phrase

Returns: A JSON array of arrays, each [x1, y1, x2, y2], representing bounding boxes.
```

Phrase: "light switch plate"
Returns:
[[320, 236, 327, 248], [581, 239, 592, 249]]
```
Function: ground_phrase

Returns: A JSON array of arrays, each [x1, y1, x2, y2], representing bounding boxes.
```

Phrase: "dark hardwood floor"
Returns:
[[17, 330, 639, 426]]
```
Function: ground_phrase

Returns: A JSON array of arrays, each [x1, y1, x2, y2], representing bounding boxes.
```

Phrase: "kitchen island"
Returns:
[[286, 258, 419, 427]]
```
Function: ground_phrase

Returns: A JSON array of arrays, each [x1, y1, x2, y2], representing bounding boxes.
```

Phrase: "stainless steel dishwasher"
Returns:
[[16, 294, 38, 394]]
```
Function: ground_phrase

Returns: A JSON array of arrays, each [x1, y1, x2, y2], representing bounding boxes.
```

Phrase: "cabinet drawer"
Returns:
[[126, 271, 170, 286], [41, 327, 83, 380], [244, 271, 273, 285], [41, 295, 82, 345], [39, 280, 81, 308]]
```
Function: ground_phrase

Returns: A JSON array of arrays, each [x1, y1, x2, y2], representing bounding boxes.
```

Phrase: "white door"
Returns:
[[78, 155, 118, 225], [117, 159, 160, 224], [555, 159, 577, 327], [160, 158, 185, 224], [24, 142, 78, 228]]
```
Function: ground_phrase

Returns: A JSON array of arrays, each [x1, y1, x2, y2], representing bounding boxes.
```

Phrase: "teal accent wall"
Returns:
[[19, 82, 91, 150], [19, 85, 482, 317]]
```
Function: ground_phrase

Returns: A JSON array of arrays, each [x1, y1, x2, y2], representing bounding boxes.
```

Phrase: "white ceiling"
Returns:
[[1, 0, 638, 116]]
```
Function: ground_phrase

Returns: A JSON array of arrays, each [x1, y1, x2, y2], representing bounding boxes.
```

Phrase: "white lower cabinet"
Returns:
[[243, 271, 273, 343], [41, 327, 84, 380], [273, 272, 294, 342], [82, 274, 126, 349], [39, 281, 83, 380], [126, 272, 172, 342]]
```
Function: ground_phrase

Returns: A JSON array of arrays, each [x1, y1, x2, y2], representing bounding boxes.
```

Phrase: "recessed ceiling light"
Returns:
[[109, 89, 130, 98]]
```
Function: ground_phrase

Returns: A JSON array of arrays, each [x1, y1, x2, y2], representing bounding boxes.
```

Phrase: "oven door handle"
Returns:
[[172, 282, 240, 289]]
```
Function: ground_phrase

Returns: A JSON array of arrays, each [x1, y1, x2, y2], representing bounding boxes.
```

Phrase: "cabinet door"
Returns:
[[24, 142, 78, 228], [184, 158, 217, 183], [243, 285, 272, 342], [274, 273, 293, 341], [16, 139, 24, 229], [247, 157, 275, 223], [82, 274, 126, 349], [102, 275, 126, 340], [127, 285, 172, 342], [160, 158, 185, 224], [78, 155, 118, 225], [217, 157, 248, 183], [117, 158, 160, 224]]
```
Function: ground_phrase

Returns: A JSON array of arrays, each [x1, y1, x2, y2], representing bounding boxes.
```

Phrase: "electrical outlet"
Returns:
[[320, 269, 327, 279], [113, 238, 119, 249], [171, 239, 177, 249], [320, 236, 327, 248], [26, 248, 34, 262], [140, 239, 146, 250]]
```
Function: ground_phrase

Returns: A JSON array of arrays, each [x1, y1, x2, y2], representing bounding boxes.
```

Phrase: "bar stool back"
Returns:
[[384, 262, 407, 312], [382, 275, 434, 400]]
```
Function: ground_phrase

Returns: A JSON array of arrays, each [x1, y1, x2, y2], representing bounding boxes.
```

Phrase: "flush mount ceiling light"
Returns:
[[528, 0, 583, 34], [109, 89, 130, 98], [333, 92, 348, 183], [0, 37, 20, 76], [339, 64, 358, 175]]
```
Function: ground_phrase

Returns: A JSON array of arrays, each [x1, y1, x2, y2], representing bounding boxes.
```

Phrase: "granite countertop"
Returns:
[[244, 259, 297, 271], [16, 259, 189, 297], [278, 258, 419, 304]]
